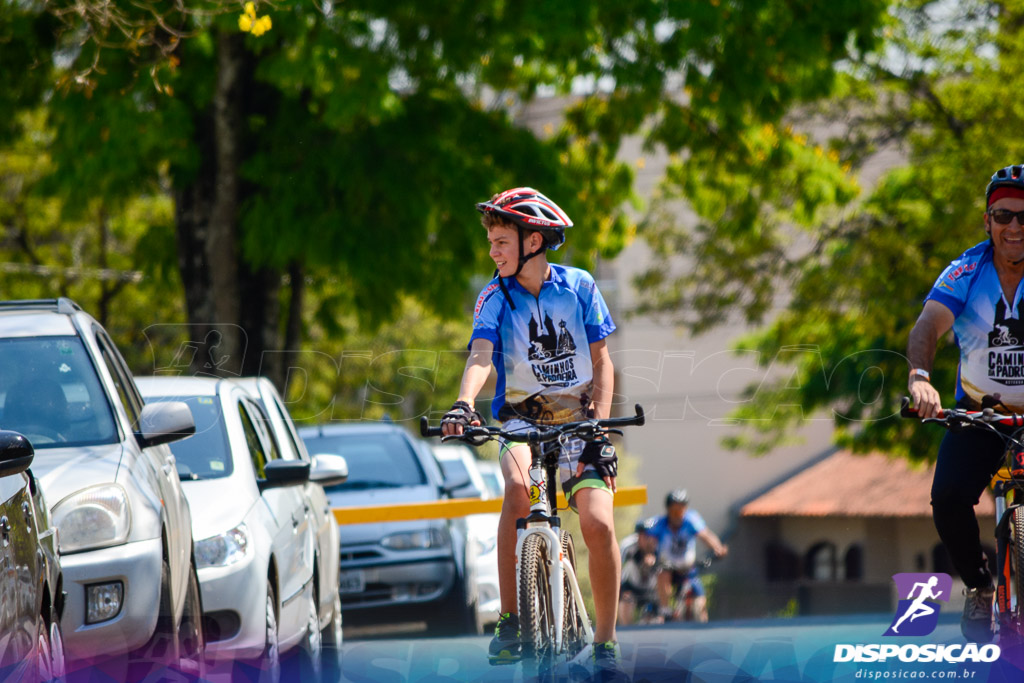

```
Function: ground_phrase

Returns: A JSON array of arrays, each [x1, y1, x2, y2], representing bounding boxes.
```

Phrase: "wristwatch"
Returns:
[[909, 368, 931, 382]]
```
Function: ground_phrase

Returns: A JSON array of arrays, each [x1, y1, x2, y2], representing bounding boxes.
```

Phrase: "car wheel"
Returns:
[[126, 557, 179, 679], [234, 581, 280, 683], [283, 587, 322, 680], [178, 562, 206, 678], [426, 583, 482, 636], [46, 609, 66, 683], [34, 614, 56, 682], [320, 590, 342, 683]]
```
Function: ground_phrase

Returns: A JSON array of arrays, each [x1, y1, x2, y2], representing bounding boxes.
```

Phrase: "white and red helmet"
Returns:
[[476, 187, 573, 250]]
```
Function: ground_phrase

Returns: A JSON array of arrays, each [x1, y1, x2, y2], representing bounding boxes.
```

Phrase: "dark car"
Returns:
[[0, 430, 65, 680], [297, 423, 481, 635]]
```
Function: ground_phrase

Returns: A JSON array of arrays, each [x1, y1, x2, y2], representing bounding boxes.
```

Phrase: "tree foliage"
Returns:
[[639, 0, 1024, 460], [3, 1, 888, 402]]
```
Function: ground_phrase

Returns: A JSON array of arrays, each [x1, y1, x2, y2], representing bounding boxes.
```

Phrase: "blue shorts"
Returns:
[[670, 568, 705, 598]]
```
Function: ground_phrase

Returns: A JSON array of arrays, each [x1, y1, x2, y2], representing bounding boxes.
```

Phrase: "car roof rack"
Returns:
[[0, 298, 84, 315]]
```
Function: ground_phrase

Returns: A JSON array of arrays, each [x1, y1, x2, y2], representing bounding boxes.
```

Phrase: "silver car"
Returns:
[[137, 376, 347, 682], [0, 299, 203, 678], [298, 423, 481, 636]]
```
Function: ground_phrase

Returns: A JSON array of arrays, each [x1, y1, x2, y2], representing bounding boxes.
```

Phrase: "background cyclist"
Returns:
[[441, 188, 621, 670], [907, 163, 1024, 643], [618, 517, 661, 625], [650, 489, 728, 622]]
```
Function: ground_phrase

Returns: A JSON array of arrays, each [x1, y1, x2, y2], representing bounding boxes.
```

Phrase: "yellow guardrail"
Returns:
[[332, 485, 647, 525]]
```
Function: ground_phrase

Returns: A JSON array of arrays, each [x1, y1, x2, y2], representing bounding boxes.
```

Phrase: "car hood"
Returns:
[[30, 444, 125, 510], [328, 484, 443, 545], [183, 477, 256, 542]]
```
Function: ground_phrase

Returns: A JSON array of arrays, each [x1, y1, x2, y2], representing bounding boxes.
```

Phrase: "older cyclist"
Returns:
[[908, 163, 1024, 643]]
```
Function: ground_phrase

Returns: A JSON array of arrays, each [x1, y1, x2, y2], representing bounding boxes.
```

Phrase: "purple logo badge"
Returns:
[[883, 573, 953, 637]]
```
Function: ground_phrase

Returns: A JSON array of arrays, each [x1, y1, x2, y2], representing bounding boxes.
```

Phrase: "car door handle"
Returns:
[[22, 502, 32, 525], [166, 455, 176, 466], [0, 516, 9, 546], [162, 464, 174, 476]]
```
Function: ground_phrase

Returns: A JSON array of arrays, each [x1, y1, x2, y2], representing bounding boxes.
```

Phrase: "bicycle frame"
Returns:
[[514, 439, 594, 655]]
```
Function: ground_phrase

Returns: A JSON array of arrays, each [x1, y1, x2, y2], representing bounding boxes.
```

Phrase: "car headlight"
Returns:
[[195, 523, 250, 569], [381, 527, 450, 550], [52, 485, 131, 554]]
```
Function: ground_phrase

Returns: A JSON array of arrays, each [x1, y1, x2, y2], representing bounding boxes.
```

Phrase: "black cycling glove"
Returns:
[[441, 400, 484, 430], [579, 440, 617, 479]]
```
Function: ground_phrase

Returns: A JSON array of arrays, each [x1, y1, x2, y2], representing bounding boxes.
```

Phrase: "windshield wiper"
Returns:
[[336, 480, 406, 489]]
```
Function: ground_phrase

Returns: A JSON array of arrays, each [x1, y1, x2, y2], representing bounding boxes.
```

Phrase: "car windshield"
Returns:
[[0, 336, 118, 448], [147, 396, 233, 480], [301, 431, 427, 490]]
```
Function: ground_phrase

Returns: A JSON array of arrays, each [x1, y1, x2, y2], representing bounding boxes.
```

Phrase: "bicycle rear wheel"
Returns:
[[519, 534, 555, 663], [560, 529, 587, 658]]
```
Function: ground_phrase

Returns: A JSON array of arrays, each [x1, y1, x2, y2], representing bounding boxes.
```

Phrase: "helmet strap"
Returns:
[[497, 226, 546, 310]]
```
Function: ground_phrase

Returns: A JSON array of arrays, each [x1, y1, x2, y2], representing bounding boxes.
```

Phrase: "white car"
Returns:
[[432, 445, 502, 628], [137, 376, 347, 682], [237, 377, 344, 671], [0, 299, 203, 678]]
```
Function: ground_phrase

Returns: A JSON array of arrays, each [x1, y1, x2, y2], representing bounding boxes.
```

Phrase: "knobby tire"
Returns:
[[518, 534, 554, 665]]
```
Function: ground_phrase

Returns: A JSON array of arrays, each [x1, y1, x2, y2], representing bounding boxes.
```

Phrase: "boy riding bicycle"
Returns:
[[441, 188, 620, 670]]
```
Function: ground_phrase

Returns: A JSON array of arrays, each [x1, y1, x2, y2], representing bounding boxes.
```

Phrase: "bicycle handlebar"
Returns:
[[419, 403, 646, 443], [899, 396, 1024, 429]]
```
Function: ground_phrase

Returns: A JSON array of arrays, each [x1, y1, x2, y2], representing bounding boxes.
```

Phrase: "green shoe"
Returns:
[[488, 613, 521, 665], [593, 641, 621, 672]]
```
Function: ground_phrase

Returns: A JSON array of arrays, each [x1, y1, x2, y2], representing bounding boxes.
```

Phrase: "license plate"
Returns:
[[339, 570, 365, 594]]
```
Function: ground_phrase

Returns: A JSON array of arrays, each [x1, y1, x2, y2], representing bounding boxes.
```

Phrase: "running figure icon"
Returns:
[[891, 576, 943, 634]]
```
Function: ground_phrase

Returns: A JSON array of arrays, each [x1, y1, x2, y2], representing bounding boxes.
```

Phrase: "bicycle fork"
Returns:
[[993, 481, 1019, 628]]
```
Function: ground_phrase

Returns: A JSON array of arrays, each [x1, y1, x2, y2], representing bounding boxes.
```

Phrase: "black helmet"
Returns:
[[665, 489, 689, 507], [634, 516, 657, 535], [986, 164, 1024, 206]]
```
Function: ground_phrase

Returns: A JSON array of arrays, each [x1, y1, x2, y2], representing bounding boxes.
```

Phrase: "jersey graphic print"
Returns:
[[470, 265, 615, 423], [925, 240, 1024, 410], [988, 298, 1024, 385], [528, 313, 578, 386]]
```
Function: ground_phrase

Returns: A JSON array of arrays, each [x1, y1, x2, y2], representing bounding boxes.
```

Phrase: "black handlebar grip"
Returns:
[[899, 396, 919, 419], [420, 416, 443, 438], [634, 404, 646, 426]]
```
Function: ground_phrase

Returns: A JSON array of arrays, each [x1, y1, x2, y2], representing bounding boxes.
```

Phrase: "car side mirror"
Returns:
[[440, 476, 472, 497], [259, 459, 311, 491], [310, 454, 348, 487], [0, 431, 34, 478], [136, 401, 196, 448]]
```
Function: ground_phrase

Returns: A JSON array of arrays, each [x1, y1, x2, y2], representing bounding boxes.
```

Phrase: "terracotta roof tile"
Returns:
[[740, 451, 995, 518]]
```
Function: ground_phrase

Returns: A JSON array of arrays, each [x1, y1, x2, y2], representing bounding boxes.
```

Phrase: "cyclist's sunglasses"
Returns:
[[988, 208, 1024, 225]]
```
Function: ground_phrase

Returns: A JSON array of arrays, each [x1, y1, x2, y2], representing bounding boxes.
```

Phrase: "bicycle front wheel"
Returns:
[[560, 529, 587, 658], [1013, 505, 1024, 624], [519, 534, 555, 662]]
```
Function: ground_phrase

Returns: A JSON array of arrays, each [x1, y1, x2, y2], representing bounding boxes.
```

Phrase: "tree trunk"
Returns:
[[172, 31, 286, 379]]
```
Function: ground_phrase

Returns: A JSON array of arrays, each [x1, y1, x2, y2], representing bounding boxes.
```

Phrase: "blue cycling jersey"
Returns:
[[926, 239, 1024, 411], [469, 264, 616, 423], [649, 511, 706, 570]]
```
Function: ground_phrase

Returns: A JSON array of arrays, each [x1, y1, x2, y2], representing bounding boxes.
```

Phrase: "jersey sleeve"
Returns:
[[578, 272, 617, 343], [924, 252, 977, 318], [468, 281, 503, 348], [686, 510, 707, 535]]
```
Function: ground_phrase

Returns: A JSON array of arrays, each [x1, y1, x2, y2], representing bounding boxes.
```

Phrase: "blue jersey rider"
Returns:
[[441, 187, 621, 671]]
